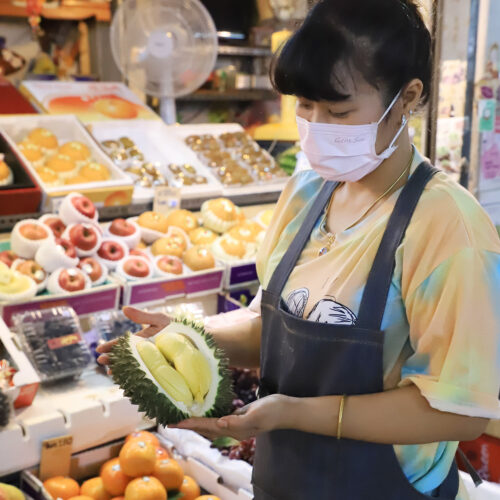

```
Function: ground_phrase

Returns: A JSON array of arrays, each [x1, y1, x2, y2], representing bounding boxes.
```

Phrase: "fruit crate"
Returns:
[[116, 266, 225, 307]]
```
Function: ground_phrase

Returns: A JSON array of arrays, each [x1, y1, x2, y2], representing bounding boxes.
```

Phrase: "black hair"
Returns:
[[271, 0, 432, 106]]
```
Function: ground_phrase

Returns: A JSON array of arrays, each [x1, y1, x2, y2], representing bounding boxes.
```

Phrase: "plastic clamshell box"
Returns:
[[0, 114, 134, 211], [20, 433, 253, 500], [19, 80, 160, 122], [117, 265, 225, 307], [0, 131, 42, 215], [0, 317, 40, 408]]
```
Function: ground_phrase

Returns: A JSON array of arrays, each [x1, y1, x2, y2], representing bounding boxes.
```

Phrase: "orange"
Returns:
[[125, 431, 160, 449], [68, 497, 95, 500], [43, 476, 80, 500], [178, 476, 200, 500], [124, 476, 166, 500], [195, 497, 221, 500], [119, 440, 156, 477], [100, 458, 131, 496], [110, 498, 125, 500], [155, 447, 170, 460], [81, 477, 111, 500], [93, 97, 138, 119], [153, 458, 183, 490]]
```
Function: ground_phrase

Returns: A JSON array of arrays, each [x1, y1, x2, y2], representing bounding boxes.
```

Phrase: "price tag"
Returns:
[[40, 435, 73, 480], [153, 186, 182, 215]]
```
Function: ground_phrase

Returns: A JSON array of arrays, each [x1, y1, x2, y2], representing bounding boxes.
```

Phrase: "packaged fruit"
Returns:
[[97, 239, 129, 270], [11, 259, 48, 293], [10, 219, 54, 259], [63, 223, 102, 258], [109, 317, 233, 425], [107, 219, 141, 250], [116, 256, 153, 282], [47, 268, 91, 294], [78, 257, 108, 287], [0, 262, 37, 302], [59, 193, 98, 225], [35, 238, 79, 273], [12, 306, 92, 383]]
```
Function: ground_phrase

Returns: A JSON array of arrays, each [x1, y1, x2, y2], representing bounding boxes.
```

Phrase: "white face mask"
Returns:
[[296, 91, 408, 182]]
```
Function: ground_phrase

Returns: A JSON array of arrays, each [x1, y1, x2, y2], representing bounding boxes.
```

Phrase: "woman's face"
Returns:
[[296, 76, 406, 155]]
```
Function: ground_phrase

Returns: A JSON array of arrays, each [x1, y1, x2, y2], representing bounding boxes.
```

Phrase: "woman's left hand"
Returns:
[[169, 394, 294, 441]]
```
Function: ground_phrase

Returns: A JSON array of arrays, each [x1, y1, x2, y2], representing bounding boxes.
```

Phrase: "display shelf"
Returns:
[[177, 89, 277, 102], [0, 0, 111, 21], [217, 45, 272, 57], [0, 368, 147, 476]]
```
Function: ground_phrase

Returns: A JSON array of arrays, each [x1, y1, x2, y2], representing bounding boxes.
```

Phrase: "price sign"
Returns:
[[40, 435, 73, 480], [153, 186, 182, 215]]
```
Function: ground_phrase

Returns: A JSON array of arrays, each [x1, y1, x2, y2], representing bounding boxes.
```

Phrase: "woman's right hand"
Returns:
[[96, 306, 171, 366]]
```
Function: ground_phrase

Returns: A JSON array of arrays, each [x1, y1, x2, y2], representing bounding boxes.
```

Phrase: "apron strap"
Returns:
[[266, 180, 339, 298], [357, 162, 439, 331]]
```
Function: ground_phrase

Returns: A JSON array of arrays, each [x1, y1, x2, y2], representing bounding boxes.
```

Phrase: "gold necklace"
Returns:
[[318, 148, 415, 257]]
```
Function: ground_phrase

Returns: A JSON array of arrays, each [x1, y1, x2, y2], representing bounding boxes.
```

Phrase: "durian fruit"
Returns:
[[110, 317, 233, 425]]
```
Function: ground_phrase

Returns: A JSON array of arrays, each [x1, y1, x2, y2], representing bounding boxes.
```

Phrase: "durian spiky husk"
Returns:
[[109, 317, 234, 425]]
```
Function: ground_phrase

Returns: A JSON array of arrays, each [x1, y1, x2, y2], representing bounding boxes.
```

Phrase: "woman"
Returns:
[[98, 0, 500, 498]]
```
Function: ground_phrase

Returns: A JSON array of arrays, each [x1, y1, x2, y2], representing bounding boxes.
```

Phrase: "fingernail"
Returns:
[[217, 419, 228, 428], [96, 345, 103, 353]]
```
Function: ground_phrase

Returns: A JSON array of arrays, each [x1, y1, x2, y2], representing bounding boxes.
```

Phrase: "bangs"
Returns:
[[271, 13, 353, 102]]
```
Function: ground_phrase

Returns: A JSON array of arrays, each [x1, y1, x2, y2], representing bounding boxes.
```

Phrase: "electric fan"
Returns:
[[110, 0, 218, 123]]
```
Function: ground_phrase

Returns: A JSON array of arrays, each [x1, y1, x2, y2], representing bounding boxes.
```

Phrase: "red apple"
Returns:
[[78, 257, 103, 282], [157, 256, 183, 275], [19, 223, 48, 240], [123, 257, 150, 278], [69, 224, 98, 251], [0, 250, 18, 267], [71, 195, 96, 219], [58, 269, 86, 292], [130, 249, 150, 260], [55, 238, 77, 259], [44, 217, 66, 238], [98, 241, 125, 261], [16, 260, 46, 284], [109, 218, 136, 237]]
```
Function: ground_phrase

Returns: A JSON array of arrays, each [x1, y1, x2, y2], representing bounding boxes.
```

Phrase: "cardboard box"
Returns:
[[20, 81, 159, 122], [0, 114, 133, 211], [0, 131, 42, 215], [0, 317, 40, 408]]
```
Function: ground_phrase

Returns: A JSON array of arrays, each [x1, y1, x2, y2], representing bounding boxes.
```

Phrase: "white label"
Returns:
[[153, 186, 182, 214]]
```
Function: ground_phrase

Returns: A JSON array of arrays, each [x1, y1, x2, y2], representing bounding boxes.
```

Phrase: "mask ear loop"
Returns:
[[377, 90, 403, 124]]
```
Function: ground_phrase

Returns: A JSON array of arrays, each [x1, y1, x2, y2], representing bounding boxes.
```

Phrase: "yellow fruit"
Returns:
[[100, 458, 131, 496], [119, 439, 156, 477], [137, 341, 193, 406], [80, 477, 111, 500], [0, 483, 25, 500], [153, 458, 184, 490], [42, 477, 80, 500], [178, 476, 200, 500], [124, 477, 166, 500]]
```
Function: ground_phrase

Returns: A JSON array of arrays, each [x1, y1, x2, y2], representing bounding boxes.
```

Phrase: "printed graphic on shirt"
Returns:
[[285, 289, 358, 326]]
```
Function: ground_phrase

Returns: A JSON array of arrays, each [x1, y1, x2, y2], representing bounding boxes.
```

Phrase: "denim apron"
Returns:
[[252, 162, 460, 499]]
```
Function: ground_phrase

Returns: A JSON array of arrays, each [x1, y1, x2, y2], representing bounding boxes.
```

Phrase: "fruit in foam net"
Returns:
[[0, 483, 25, 500], [153, 458, 183, 490], [45, 154, 77, 178], [40, 215, 66, 238], [78, 257, 107, 285], [201, 198, 240, 233], [0, 262, 37, 301], [108, 219, 141, 249], [11, 219, 53, 259], [42, 476, 80, 500], [59, 193, 98, 225], [0, 251, 17, 268], [80, 162, 110, 181], [165, 209, 198, 234], [151, 237, 184, 258], [80, 477, 111, 500], [65, 223, 102, 257], [137, 212, 168, 234], [189, 227, 217, 246], [98, 240, 128, 269], [35, 238, 79, 272], [119, 440, 156, 477], [13, 259, 47, 291], [47, 268, 90, 293], [27, 127, 58, 152], [110, 318, 232, 425], [183, 246, 215, 271], [117, 256, 152, 281], [17, 142, 44, 166], [155, 255, 183, 276], [35, 166, 60, 186], [59, 141, 91, 166], [100, 458, 131, 497]]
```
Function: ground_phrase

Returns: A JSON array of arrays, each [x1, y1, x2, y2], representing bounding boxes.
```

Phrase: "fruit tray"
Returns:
[[0, 114, 133, 211], [0, 240, 121, 327], [170, 123, 289, 198], [0, 317, 40, 409], [117, 266, 225, 307], [88, 119, 222, 204]]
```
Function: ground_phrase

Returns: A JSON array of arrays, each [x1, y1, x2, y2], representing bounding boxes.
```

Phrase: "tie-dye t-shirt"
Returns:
[[254, 148, 500, 498]]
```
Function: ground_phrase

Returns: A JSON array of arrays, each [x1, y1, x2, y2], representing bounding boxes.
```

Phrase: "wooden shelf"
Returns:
[[0, 0, 111, 21], [178, 88, 277, 102]]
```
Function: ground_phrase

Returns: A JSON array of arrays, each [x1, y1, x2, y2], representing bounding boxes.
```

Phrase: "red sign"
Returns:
[[47, 332, 82, 350]]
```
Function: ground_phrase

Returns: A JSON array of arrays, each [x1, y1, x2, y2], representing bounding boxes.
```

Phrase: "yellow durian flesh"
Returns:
[[136, 340, 193, 406]]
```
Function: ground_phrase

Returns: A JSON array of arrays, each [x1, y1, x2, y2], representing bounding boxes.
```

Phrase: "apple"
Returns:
[[123, 257, 150, 278], [110, 219, 136, 237], [71, 195, 96, 220], [19, 223, 48, 240], [98, 240, 125, 261], [157, 255, 183, 275], [0, 250, 17, 268], [43, 217, 66, 238], [78, 257, 103, 282], [16, 260, 46, 284], [69, 224, 98, 251], [56, 238, 77, 259], [58, 268, 86, 292], [130, 249, 150, 260]]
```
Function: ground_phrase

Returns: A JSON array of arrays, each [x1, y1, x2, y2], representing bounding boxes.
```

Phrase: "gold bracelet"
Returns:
[[336, 394, 346, 440]]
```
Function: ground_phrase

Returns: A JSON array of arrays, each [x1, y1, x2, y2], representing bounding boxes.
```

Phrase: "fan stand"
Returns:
[[160, 97, 177, 124]]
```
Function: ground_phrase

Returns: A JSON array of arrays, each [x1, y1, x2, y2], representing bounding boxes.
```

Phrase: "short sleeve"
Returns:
[[400, 247, 500, 419]]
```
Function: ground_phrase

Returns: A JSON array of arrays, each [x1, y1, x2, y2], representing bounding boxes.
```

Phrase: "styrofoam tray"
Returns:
[[89, 120, 222, 203]]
